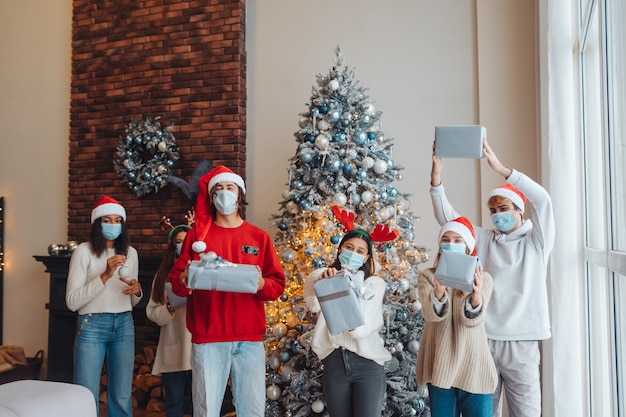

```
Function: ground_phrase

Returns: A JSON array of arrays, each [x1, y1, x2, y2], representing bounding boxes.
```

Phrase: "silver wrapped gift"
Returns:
[[434, 125, 486, 158], [165, 282, 187, 308], [434, 250, 480, 292], [314, 272, 365, 335], [187, 259, 259, 293]]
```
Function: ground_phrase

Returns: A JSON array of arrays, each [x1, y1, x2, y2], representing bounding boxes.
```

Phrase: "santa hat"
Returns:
[[489, 183, 526, 212], [203, 165, 246, 195], [438, 216, 476, 256], [91, 196, 126, 224], [194, 165, 245, 242]]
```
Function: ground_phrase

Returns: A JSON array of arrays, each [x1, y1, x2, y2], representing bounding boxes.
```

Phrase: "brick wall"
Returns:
[[68, 0, 246, 257]]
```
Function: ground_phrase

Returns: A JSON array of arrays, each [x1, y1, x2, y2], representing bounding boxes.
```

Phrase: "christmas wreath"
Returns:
[[114, 117, 180, 197]]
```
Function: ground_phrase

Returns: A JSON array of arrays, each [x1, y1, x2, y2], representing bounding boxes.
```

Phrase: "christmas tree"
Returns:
[[264, 46, 430, 417]]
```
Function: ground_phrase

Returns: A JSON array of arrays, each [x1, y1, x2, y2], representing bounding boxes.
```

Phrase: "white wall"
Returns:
[[0, 0, 72, 357]]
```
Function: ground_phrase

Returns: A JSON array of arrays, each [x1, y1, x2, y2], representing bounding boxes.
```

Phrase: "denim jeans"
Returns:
[[162, 370, 192, 417], [191, 342, 265, 417], [73, 312, 135, 417], [321, 348, 386, 417], [428, 383, 493, 417]]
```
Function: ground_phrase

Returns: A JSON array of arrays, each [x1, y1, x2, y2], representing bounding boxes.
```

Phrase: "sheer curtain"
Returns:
[[538, 0, 586, 416]]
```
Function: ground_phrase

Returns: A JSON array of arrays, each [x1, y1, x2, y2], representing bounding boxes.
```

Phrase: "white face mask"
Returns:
[[214, 190, 239, 215]]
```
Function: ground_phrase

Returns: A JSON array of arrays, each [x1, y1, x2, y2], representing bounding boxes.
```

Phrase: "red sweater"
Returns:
[[169, 221, 286, 344]]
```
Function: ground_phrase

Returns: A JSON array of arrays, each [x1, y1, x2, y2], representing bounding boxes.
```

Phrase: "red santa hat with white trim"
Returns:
[[489, 183, 526, 213], [194, 165, 245, 243], [438, 216, 476, 256], [91, 196, 126, 224]]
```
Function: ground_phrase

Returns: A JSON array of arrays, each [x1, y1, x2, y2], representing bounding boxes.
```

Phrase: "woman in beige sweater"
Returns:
[[415, 216, 497, 417]]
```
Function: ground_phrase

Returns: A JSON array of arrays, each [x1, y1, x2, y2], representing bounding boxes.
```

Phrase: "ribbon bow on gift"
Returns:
[[194, 249, 236, 269], [341, 269, 376, 301]]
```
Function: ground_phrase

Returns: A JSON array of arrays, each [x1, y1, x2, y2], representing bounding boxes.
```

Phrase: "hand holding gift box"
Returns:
[[187, 250, 260, 293], [313, 269, 369, 335], [434, 250, 481, 292]]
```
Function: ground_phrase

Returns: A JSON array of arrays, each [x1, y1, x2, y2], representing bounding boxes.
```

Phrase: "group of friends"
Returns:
[[63, 138, 554, 417]]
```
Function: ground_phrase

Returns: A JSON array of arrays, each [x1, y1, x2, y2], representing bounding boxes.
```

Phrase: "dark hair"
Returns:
[[330, 230, 375, 278], [150, 228, 188, 305], [89, 217, 129, 257], [209, 185, 247, 219]]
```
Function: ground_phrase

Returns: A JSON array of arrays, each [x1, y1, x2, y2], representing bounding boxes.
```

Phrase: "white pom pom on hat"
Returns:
[[91, 196, 126, 224]]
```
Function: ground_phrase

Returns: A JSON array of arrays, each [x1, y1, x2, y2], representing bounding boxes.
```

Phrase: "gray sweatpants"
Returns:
[[488, 340, 542, 417]]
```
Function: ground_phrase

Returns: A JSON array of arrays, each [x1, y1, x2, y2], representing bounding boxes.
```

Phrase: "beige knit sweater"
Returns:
[[415, 268, 497, 394]]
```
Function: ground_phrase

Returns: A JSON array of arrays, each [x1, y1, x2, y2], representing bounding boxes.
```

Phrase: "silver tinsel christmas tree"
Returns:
[[264, 46, 431, 417]]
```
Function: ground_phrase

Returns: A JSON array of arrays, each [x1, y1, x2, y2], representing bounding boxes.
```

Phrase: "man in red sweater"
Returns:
[[170, 165, 286, 417]]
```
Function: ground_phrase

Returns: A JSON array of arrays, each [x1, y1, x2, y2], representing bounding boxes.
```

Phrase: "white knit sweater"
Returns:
[[66, 243, 142, 314], [303, 268, 391, 366], [415, 268, 497, 394]]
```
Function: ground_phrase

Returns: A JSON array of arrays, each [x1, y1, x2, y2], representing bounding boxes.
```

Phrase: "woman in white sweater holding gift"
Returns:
[[303, 206, 394, 417], [415, 216, 497, 417], [146, 223, 192, 417]]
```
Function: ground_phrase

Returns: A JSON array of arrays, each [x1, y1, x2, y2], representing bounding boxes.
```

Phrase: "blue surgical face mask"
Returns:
[[101, 223, 122, 241], [175, 243, 183, 256], [491, 211, 517, 232], [214, 190, 239, 215], [439, 242, 467, 254], [338, 249, 367, 270]]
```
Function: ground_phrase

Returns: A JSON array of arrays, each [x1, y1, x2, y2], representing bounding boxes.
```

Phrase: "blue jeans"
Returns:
[[191, 342, 265, 417], [73, 312, 135, 417], [428, 383, 493, 417], [162, 370, 192, 417], [321, 348, 386, 417]]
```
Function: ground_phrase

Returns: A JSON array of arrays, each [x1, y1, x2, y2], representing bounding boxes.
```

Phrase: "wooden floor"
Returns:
[[98, 404, 191, 417]]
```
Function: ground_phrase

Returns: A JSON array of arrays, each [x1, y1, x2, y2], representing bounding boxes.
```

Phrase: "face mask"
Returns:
[[439, 242, 467, 254], [175, 243, 183, 256], [101, 223, 122, 241], [491, 211, 517, 232], [214, 190, 239, 215], [338, 249, 366, 270]]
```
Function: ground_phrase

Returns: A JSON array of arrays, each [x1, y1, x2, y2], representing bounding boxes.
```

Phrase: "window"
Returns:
[[580, 0, 626, 415]]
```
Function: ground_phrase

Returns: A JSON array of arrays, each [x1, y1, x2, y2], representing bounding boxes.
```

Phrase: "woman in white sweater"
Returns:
[[65, 196, 143, 417], [146, 224, 192, 417], [303, 229, 391, 417], [415, 216, 497, 417]]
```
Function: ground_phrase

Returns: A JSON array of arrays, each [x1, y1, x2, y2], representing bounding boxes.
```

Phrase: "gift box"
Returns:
[[165, 282, 187, 308], [314, 273, 364, 335], [434, 125, 486, 158], [187, 260, 259, 293], [434, 250, 480, 292]]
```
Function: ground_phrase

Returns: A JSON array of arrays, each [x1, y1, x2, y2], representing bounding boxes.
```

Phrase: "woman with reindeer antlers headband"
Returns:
[[303, 205, 396, 417]]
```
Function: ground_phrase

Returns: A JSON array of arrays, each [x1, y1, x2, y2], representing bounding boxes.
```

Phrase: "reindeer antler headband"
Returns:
[[159, 209, 195, 241], [331, 205, 398, 243]]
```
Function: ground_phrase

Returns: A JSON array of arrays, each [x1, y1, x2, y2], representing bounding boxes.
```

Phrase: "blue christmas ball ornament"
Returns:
[[327, 157, 342, 172], [278, 222, 288, 231], [329, 110, 340, 123], [293, 179, 304, 189], [342, 164, 353, 174], [360, 114, 371, 125], [299, 199, 311, 210], [279, 351, 291, 362], [166, 159, 175, 168], [330, 234, 340, 245], [351, 193, 361, 205], [320, 105, 329, 114], [280, 294, 288, 301], [127, 171, 137, 180], [367, 131, 377, 140], [356, 169, 367, 181], [396, 309, 408, 322], [388, 187, 398, 197], [354, 130, 367, 144], [380, 191, 389, 201], [341, 119, 350, 127], [312, 257, 326, 268], [307, 135, 315, 143], [299, 150, 314, 163], [413, 398, 426, 413], [295, 325, 303, 332]]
